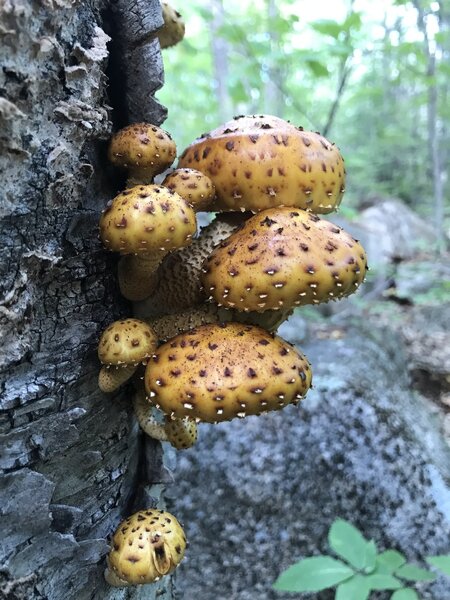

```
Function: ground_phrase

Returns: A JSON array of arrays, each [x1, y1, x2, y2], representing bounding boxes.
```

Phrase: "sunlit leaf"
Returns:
[[328, 519, 376, 571], [426, 555, 450, 577], [395, 564, 436, 582], [311, 19, 342, 39], [335, 574, 371, 600], [376, 550, 407, 573], [273, 556, 354, 592], [364, 573, 402, 590], [391, 589, 419, 600]]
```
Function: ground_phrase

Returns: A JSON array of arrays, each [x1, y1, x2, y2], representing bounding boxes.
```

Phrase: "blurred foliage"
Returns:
[[158, 0, 449, 229]]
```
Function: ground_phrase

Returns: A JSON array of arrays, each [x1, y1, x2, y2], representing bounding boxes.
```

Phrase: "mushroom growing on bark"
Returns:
[[134, 387, 198, 449], [108, 123, 177, 186], [145, 322, 312, 423], [201, 206, 367, 312], [162, 168, 216, 212], [98, 319, 157, 392], [105, 509, 187, 586], [158, 2, 185, 49], [178, 114, 345, 213], [99, 184, 197, 301]]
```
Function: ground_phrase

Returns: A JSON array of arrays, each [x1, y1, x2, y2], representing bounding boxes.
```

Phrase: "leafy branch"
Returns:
[[273, 519, 450, 599]]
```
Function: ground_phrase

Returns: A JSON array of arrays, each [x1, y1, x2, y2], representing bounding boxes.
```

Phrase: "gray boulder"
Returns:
[[169, 314, 450, 600]]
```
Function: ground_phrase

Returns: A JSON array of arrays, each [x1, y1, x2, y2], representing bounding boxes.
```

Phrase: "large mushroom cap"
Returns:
[[178, 114, 345, 213], [99, 184, 197, 255], [106, 509, 187, 586], [108, 123, 176, 179], [145, 322, 312, 423], [98, 318, 157, 366], [201, 207, 367, 312]]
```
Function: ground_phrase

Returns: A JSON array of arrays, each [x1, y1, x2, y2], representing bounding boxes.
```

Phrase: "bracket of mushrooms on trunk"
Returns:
[[97, 113, 368, 586]]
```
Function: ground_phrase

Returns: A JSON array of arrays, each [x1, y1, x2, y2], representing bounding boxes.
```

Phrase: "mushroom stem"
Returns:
[[147, 304, 226, 342], [125, 170, 156, 187], [133, 389, 168, 441], [104, 564, 131, 587], [134, 212, 250, 318], [98, 364, 137, 393], [118, 252, 164, 301], [134, 389, 198, 449]]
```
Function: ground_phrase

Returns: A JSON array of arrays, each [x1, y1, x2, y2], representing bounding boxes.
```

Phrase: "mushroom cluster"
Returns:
[[97, 112, 367, 587]]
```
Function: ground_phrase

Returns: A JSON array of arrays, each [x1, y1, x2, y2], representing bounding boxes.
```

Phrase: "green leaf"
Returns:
[[335, 574, 370, 600], [311, 19, 342, 39], [376, 550, 407, 573], [364, 574, 402, 590], [395, 564, 436, 582], [306, 60, 329, 78], [391, 589, 419, 600], [273, 556, 354, 592], [426, 555, 450, 577], [328, 519, 376, 571]]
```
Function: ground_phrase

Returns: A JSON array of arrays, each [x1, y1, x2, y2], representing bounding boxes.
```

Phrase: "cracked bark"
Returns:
[[0, 1, 175, 599]]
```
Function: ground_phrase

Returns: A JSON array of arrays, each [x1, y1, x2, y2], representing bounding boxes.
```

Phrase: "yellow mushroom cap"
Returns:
[[98, 318, 158, 366], [178, 114, 345, 213], [99, 185, 197, 255], [145, 322, 312, 423], [106, 509, 187, 585], [201, 207, 368, 312], [162, 168, 215, 212], [108, 123, 176, 178], [158, 2, 185, 49]]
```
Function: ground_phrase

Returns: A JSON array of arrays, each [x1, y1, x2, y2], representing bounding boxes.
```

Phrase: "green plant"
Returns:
[[273, 519, 450, 599]]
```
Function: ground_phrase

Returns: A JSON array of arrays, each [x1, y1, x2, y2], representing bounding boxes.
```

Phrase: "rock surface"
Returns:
[[170, 312, 450, 600]]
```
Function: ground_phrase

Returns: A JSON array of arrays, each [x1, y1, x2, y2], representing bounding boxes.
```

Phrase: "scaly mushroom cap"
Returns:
[[158, 2, 185, 49], [162, 168, 215, 212], [98, 318, 158, 366], [145, 322, 312, 423], [99, 185, 197, 255], [106, 509, 187, 586], [178, 114, 345, 213], [108, 123, 176, 179], [201, 207, 367, 312]]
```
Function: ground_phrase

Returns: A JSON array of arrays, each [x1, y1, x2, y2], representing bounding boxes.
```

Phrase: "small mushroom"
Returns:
[[98, 319, 157, 392], [105, 509, 187, 586], [178, 114, 345, 213], [108, 123, 177, 186], [162, 168, 216, 212], [158, 2, 185, 49], [99, 184, 197, 301], [134, 387, 198, 449], [145, 322, 312, 423], [201, 206, 368, 312]]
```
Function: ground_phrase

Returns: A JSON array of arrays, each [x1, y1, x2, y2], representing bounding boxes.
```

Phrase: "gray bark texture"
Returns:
[[0, 1, 176, 599]]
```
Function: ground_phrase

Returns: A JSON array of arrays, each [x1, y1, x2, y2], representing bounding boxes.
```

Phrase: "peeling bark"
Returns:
[[0, 1, 176, 598]]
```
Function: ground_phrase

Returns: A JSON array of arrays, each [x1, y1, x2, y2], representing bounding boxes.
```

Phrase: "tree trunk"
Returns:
[[0, 1, 176, 598], [210, 0, 231, 123]]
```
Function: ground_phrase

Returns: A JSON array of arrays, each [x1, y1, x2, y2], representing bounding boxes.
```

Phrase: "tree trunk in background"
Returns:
[[265, 0, 284, 117], [0, 2, 175, 599], [413, 0, 445, 254], [210, 0, 231, 122]]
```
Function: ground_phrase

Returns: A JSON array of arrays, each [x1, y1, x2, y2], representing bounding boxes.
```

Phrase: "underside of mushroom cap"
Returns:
[[108, 123, 176, 178], [106, 509, 186, 585], [99, 184, 197, 255], [98, 318, 157, 366], [201, 207, 368, 312], [145, 322, 312, 423], [178, 114, 345, 213]]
